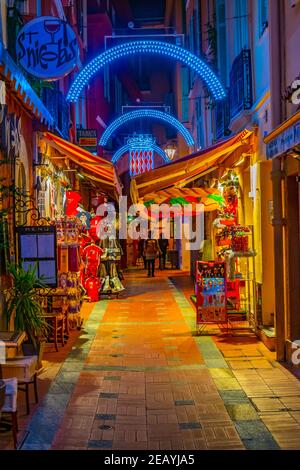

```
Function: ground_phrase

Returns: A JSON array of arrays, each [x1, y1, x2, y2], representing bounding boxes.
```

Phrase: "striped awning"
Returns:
[[140, 187, 224, 212], [41, 132, 121, 194], [131, 130, 253, 203]]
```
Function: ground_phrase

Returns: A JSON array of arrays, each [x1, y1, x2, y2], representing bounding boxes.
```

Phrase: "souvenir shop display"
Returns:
[[55, 218, 84, 329], [194, 261, 228, 334], [81, 242, 103, 302], [99, 236, 125, 296]]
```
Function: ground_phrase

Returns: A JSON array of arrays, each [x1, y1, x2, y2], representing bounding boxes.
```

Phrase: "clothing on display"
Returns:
[[99, 237, 125, 294]]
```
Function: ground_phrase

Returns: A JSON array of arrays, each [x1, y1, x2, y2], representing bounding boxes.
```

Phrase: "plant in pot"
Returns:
[[5, 264, 50, 369]]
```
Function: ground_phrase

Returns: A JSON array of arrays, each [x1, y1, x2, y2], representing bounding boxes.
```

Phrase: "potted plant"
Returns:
[[5, 264, 49, 368]]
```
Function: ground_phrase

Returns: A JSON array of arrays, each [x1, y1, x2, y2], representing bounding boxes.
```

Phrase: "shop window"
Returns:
[[234, 0, 249, 56], [216, 0, 228, 85], [181, 66, 190, 122]]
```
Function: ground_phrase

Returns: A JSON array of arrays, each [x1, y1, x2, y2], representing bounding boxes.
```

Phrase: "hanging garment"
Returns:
[[68, 244, 79, 272], [84, 277, 101, 302]]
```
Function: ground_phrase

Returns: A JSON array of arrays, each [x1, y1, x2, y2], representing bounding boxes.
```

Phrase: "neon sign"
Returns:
[[67, 40, 226, 102], [99, 109, 194, 146], [16, 17, 79, 80]]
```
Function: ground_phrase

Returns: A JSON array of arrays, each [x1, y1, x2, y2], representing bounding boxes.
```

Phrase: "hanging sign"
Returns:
[[16, 16, 79, 80], [77, 129, 98, 153]]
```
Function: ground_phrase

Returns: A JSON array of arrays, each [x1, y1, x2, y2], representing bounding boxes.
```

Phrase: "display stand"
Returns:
[[194, 261, 228, 335], [216, 224, 257, 335]]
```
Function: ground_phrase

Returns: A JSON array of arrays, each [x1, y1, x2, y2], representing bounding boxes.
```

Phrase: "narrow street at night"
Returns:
[[1, 270, 299, 451], [1, 0, 300, 460]]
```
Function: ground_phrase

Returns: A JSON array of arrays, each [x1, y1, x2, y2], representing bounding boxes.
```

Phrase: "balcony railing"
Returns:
[[229, 49, 253, 120], [41, 87, 70, 140], [215, 96, 231, 141]]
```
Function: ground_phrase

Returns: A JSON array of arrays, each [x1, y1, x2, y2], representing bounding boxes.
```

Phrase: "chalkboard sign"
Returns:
[[17, 226, 58, 287]]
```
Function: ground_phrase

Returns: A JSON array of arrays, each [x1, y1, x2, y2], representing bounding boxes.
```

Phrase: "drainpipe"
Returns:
[[269, 0, 286, 361]]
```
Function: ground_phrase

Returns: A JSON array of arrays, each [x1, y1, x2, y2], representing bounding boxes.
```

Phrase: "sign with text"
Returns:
[[16, 16, 79, 80], [77, 129, 98, 153], [17, 226, 58, 287], [266, 119, 300, 159]]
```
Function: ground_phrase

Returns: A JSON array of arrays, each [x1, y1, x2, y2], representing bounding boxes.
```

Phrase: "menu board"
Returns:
[[195, 261, 227, 324], [17, 226, 57, 287]]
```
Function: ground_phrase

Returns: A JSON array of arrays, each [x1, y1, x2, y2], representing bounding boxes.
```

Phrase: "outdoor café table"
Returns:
[[0, 331, 26, 378], [0, 331, 25, 432]]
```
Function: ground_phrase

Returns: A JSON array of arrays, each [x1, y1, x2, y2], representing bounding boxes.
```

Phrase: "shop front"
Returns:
[[264, 110, 300, 363], [34, 133, 124, 319], [130, 129, 269, 337]]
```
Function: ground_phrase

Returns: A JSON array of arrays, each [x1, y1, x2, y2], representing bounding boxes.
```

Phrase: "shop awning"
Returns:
[[140, 187, 224, 212], [40, 132, 122, 195], [130, 129, 253, 203]]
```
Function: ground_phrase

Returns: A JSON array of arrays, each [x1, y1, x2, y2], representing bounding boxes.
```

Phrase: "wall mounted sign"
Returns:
[[77, 129, 97, 153], [16, 16, 79, 80], [266, 119, 300, 159], [17, 226, 58, 287], [0, 104, 22, 158]]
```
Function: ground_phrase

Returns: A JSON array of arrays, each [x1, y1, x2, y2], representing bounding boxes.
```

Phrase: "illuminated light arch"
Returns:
[[67, 40, 226, 103], [112, 143, 170, 164], [99, 109, 194, 146]]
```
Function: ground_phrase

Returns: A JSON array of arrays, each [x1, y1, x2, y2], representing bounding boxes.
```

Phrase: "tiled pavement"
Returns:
[[10, 271, 300, 450]]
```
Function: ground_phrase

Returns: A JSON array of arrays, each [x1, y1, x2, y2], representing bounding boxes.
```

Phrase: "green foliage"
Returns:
[[5, 264, 49, 346]]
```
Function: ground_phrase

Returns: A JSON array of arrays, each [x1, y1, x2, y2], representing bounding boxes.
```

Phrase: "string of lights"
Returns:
[[67, 40, 226, 103], [111, 142, 170, 164], [99, 109, 194, 146]]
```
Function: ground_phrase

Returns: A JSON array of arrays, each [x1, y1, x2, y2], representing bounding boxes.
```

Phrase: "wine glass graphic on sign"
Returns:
[[44, 19, 61, 43]]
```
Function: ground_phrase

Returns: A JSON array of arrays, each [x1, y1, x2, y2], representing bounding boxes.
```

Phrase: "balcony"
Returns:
[[41, 87, 70, 140], [229, 49, 253, 120], [215, 96, 231, 141]]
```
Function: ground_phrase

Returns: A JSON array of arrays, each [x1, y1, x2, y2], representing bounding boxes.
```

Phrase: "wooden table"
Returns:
[[0, 331, 26, 378]]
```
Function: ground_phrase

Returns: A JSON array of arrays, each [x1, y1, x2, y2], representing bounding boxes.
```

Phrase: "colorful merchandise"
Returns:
[[195, 261, 227, 324]]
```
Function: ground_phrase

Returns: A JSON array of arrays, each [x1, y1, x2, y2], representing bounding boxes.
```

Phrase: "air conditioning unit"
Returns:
[[289, 0, 300, 7]]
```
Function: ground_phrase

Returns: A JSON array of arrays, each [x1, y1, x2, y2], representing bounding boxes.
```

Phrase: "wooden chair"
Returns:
[[0, 377, 18, 449], [43, 313, 65, 352]]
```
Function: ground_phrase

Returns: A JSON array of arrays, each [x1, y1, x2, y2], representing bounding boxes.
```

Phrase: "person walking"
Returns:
[[158, 233, 169, 270], [144, 234, 161, 277], [138, 237, 147, 269]]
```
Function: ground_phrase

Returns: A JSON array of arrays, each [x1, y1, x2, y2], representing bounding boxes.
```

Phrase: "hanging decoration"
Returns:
[[65, 191, 81, 217], [99, 109, 194, 146], [127, 135, 156, 177], [67, 40, 226, 103]]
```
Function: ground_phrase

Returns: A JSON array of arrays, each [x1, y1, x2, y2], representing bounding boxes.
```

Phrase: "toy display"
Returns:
[[195, 261, 227, 327]]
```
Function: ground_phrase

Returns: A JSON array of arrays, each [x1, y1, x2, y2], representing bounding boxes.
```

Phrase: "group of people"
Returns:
[[138, 234, 169, 277]]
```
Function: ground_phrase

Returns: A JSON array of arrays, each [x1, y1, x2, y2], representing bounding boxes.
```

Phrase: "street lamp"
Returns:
[[164, 143, 177, 160]]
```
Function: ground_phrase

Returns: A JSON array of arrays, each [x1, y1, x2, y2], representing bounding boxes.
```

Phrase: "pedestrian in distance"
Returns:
[[144, 233, 161, 277]]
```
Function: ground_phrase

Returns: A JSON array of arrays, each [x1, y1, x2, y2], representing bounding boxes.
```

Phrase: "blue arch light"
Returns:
[[99, 109, 194, 146], [67, 40, 226, 103], [112, 143, 170, 164]]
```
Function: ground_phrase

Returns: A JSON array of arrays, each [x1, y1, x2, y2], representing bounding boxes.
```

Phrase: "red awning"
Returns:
[[41, 132, 121, 194], [130, 130, 254, 202]]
